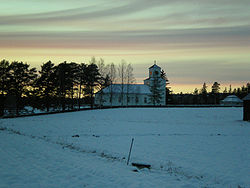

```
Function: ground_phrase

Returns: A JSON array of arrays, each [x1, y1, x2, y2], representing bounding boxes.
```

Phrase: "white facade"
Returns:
[[94, 64, 166, 106], [143, 64, 166, 105]]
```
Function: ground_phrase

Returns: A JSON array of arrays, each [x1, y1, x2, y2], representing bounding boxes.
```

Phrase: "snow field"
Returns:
[[0, 107, 249, 187]]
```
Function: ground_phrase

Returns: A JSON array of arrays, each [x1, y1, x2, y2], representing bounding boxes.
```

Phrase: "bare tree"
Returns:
[[118, 60, 127, 106], [107, 63, 116, 106], [97, 58, 107, 78], [96, 58, 110, 106], [125, 63, 135, 106]]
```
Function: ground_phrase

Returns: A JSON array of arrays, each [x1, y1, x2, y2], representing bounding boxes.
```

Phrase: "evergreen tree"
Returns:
[[229, 85, 232, 94], [68, 62, 79, 109], [200, 82, 208, 104], [83, 63, 100, 108], [193, 88, 199, 95], [211, 82, 220, 104], [36, 61, 56, 111], [211, 82, 220, 94], [161, 69, 170, 105], [223, 87, 227, 94], [161, 70, 167, 81], [76, 63, 87, 109], [8, 61, 37, 114], [149, 77, 163, 106], [0, 60, 10, 116], [0, 60, 10, 95], [193, 88, 199, 104], [54, 62, 75, 110]]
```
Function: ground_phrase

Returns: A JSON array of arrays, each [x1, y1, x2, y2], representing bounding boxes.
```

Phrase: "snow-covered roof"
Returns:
[[243, 93, 250, 101], [149, 64, 161, 69], [100, 84, 151, 94], [221, 95, 243, 103]]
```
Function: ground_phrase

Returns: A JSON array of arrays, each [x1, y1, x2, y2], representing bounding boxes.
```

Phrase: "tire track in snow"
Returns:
[[0, 126, 229, 187], [0, 126, 126, 162]]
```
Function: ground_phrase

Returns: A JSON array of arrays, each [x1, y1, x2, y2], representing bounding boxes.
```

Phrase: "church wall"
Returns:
[[94, 93, 152, 107]]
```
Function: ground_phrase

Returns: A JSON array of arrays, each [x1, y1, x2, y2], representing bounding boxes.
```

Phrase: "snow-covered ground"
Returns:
[[0, 108, 249, 188]]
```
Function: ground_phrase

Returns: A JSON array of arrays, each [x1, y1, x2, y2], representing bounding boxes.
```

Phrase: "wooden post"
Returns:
[[127, 138, 134, 165]]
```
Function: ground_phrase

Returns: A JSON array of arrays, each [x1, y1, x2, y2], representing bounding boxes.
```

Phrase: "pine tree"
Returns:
[[83, 63, 100, 108], [223, 87, 227, 94], [0, 60, 10, 95], [77, 63, 87, 109], [211, 82, 220, 104], [0, 60, 10, 116], [200, 82, 208, 104], [8, 61, 37, 114], [36, 61, 56, 111], [54, 61, 77, 110], [149, 77, 163, 106], [229, 85, 232, 94], [211, 82, 220, 94], [247, 83, 250, 94]]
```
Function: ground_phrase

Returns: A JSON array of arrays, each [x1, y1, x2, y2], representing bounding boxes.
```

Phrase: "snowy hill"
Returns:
[[0, 108, 249, 188]]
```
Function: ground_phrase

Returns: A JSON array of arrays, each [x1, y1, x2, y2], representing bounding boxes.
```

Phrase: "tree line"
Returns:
[[0, 58, 135, 115], [169, 82, 250, 105]]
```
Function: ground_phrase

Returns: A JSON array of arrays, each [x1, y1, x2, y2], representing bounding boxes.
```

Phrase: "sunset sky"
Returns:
[[0, 0, 250, 93]]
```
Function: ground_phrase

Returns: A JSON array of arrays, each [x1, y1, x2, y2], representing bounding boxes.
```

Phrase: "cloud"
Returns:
[[1, 0, 249, 88], [0, 0, 173, 25], [1, 0, 250, 28], [1, 25, 249, 50]]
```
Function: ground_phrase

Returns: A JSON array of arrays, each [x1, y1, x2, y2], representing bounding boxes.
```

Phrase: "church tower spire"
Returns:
[[149, 61, 161, 78]]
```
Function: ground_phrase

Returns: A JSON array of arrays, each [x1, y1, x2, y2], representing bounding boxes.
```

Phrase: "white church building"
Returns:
[[94, 63, 166, 106]]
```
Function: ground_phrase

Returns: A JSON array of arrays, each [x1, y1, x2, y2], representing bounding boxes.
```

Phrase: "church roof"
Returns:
[[221, 95, 243, 103], [149, 64, 161, 69], [99, 84, 151, 94], [243, 93, 250, 100]]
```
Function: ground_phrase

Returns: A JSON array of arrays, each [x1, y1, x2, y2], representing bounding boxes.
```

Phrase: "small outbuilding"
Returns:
[[243, 94, 250, 121], [220, 95, 243, 106]]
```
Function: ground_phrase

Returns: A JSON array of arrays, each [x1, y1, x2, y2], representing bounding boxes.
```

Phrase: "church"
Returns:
[[94, 63, 166, 106]]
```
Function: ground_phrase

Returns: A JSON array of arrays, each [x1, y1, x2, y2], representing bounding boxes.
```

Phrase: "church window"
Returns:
[[136, 96, 139, 103], [155, 71, 159, 75]]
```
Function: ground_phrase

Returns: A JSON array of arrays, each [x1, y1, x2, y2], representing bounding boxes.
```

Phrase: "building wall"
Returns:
[[243, 100, 250, 121], [145, 65, 166, 106], [95, 93, 152, 107]]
